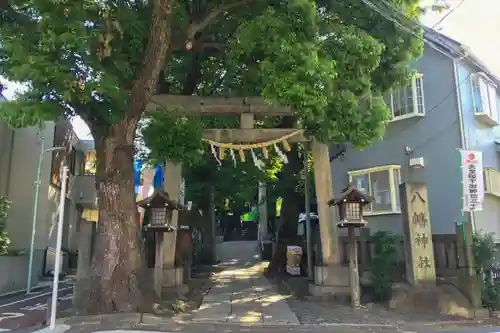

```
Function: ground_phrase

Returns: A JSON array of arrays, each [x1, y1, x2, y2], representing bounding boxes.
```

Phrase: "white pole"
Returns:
[[49, 165, 68, 330]]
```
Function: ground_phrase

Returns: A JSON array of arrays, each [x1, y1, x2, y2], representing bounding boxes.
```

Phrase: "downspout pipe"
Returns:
[[452, 54, 476, 233], [453, 56, 467, 150]]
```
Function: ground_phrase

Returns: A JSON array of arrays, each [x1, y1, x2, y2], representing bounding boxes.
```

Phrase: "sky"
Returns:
[[1, 0, 497, 140]]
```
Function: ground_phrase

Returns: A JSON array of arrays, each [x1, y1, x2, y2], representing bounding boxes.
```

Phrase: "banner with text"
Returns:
[[461, 150, 484, 212]]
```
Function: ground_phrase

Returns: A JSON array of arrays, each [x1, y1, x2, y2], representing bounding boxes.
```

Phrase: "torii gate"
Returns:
[[147, 94, 349, 297]]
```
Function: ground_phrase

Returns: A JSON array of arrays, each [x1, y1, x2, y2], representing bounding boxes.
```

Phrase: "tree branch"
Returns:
[[186, 0, 253, 42], [126, 0, 174, 122]]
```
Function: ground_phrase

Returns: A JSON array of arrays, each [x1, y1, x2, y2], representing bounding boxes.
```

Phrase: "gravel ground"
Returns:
[[286, 299, 466, 325], [271, 275, 473, 326]]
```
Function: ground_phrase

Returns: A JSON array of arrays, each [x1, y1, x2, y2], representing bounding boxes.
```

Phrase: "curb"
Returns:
[[177, 318, 397, 328], [176, 319, 301, 327], [417, 319, 494, 327], [32, 324, 71, 333]]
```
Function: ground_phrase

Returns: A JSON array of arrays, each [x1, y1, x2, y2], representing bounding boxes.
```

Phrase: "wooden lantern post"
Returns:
[[328, 184, 372, 308], [137, 189, 184, 297]]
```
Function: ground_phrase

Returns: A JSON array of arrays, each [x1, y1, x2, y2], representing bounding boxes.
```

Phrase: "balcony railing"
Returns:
[[484, 168, 500, 198]]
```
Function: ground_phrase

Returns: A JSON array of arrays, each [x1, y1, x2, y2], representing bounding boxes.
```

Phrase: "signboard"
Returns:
[[461, 150, 484, 212]]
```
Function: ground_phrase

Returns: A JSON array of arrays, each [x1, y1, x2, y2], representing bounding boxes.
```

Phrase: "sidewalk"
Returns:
[[192, 263, 299, 325], [191, 241, 300, 325], [34, 314, 403, 333], [32, 312, 500, 333]]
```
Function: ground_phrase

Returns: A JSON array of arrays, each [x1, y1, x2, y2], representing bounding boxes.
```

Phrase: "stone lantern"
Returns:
[[328, 184, 372, 308], [137, 189, 184, 232], [329, 184, 372, 229], [137, 189, 185, 296]]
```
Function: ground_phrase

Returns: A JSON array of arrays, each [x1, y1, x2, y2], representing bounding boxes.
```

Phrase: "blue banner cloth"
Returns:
[[133, 159, 142, 195], [153, 164, 164, 188]]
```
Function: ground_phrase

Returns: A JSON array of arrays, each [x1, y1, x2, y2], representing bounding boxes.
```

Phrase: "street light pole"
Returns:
[[304, 142, 313, 280], [26, 145, 65, 294], [49, 165, 68, 330]]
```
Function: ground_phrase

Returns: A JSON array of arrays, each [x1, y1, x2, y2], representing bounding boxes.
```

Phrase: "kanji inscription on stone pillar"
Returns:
[[400, 182, 436, 286]]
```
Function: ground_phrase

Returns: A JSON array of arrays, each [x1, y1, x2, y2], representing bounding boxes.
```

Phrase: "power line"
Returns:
[[412, 119, 458, 152], [431, 0, 467, 29], [356, 0, 474, 136], [394, 72, 471, 135], [356, 0, 489, 114], [359, 0, 422, 40], [355, 0, 479, 147], [361, 0, 477, 71]]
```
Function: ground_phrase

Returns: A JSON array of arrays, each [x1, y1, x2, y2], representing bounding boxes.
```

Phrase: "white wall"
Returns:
[[473, 195, 500, 241], [5, 124, 56, 251]]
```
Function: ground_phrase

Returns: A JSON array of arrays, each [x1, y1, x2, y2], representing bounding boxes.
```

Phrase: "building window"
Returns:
[[82, 208, 99, 222], [471, 73, 499, 126], [84, 150, 96, 175], [348, 165, 401, 215], [387, 73, 425, 121]]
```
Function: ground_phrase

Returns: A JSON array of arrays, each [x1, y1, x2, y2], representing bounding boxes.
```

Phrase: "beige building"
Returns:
[[0, 94, 97, 291]]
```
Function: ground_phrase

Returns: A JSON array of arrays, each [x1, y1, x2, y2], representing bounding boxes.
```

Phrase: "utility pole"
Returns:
[[27, 144, 65, 294]]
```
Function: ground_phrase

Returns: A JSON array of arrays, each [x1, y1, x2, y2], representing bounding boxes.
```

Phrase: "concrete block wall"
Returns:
[[0, 253, 44, 294]]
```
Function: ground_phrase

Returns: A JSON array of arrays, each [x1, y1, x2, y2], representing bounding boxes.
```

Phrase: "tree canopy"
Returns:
[[139, 0, 424, 218], [1, 0, 426, 313]]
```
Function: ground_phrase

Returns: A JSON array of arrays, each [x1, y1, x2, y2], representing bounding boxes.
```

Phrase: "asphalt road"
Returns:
[[0, 281, 73, 331]]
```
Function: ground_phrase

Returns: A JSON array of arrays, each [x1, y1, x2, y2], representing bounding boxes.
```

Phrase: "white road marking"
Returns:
[[0, 313, 24, 323], [20, 303, 47, 311], [96, 331, 174, 333], [0, 286, 73, 308], [58, 294, 73, 301], [0, 329, 12, 331]]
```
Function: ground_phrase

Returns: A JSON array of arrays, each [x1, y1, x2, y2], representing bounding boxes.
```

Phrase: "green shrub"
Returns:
[[473, 231, 500, 310], [0, 196, 12, 255], [370, 231, 400, 301]]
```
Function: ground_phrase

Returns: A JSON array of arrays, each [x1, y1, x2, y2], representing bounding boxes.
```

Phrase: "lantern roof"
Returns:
[[327, 184, 372, 207], [136, 188, 185, 210]]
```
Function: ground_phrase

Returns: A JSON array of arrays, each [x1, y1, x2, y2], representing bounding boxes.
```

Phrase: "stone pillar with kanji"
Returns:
[[400, 182, 436, 285]]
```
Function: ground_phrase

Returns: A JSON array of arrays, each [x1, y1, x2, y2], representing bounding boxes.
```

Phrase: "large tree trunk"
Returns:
[[78, 120, 155, 314], [75, 0, 174, 314]]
